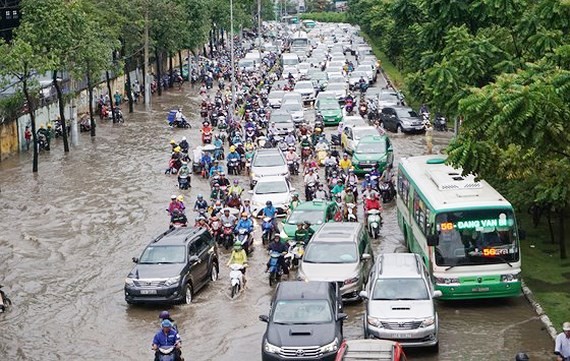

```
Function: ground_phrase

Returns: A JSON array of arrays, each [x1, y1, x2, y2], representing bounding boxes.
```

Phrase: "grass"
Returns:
[[518, 213, 570, 332]]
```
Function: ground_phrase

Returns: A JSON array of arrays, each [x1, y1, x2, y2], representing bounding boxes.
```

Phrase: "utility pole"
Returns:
[[257, 0, 262, 62], [144, 10, 151, 111], [230, 0, 236, 123]]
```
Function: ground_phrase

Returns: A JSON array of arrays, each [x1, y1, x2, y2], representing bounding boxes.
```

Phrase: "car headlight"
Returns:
[[420, 316, 435, 328], [164, 275, 181, 286], [344, 276, 359, 285], [501, 273, 520, 283], [264, 340, 281, 354], [320, 338, 338, 353], [125, 277, 135, 286], [367, 316, 383, 327], [434, 277, 460, 285]]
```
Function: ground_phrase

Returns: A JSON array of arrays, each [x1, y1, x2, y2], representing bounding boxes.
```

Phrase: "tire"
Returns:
[[431, 342, 439, 353], [182, 283, 193, 304], [231, 284, 239, 298], [210, 263, 219, 282], [269, 272, 275, 287], [372, 227, 378, 239], [397, 124, 403, 133]]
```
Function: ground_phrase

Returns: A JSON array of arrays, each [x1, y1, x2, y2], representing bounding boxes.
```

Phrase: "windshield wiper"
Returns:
[[491, 255, 513, 267]]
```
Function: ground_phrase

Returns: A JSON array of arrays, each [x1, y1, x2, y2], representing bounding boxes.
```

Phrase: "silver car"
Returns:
[[281, 100, 305, 125], [269, 110, 295, 136], [249, 148, 289, 189], [360, 253, 441, 350], [298, 223, 374, 302]]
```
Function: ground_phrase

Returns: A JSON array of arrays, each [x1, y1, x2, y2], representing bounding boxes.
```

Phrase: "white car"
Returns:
[[297, 63, 311, 77], [281, 100, 305, 125], [348, 71, 370, 90], [326, 82, 348, 103], [293, 80, 316, 103], [249, 176, 295, 217], [355, 64, 375, 84], [283, 66, 299, 80], [268, 90, 286, 108]]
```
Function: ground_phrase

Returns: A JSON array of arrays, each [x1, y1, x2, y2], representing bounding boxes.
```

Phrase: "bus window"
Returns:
[[397, 170, 409, 204], [413, 192, 426, 233]]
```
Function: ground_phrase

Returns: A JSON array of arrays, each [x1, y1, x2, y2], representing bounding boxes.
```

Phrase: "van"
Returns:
[[298, 223, 373, 302], [360, 253, 441, 350]]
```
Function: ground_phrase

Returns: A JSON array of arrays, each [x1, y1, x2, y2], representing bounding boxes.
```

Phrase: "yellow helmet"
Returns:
[[170, 139, 176, 144], [40, 125, 45, 129], [315, 127, 322, 133], [174, 146, 181, 153], [47, 123, 52, 128], [230, 145, 236, 152], [176, 195, 184, 202]]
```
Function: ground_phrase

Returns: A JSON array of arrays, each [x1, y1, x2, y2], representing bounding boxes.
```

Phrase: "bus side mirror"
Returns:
[[518, 230, 526, 241], [427, 234, 439, 247]]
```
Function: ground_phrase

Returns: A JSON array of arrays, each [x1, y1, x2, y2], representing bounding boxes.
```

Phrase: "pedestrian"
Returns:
[[425, 122, 433, 155], [114, 90, 122, 106], [555, 322, 570, 361], [24, 126, 32, 151]]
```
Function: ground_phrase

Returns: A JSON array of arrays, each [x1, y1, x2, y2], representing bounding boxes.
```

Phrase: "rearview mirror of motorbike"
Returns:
[[259, 315, 269, 323], [189, 255, 200, 263], [132, 257, 139, 263], [427, 234, 439, 247]]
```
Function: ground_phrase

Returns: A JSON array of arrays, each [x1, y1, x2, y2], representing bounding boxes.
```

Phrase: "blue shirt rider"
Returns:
[[262, 201, 279, 230], [361, 174, 377, 191], [227, 146, 240, 164], [152, 319, 181, 361], [235, 213, 253, 233], [193, 194, 208, 211], [200, 151, 212, 169], [209, 161, 224, 177]]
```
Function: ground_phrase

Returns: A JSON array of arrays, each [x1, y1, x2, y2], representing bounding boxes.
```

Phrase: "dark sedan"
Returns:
[[380, 107, 425, 133]]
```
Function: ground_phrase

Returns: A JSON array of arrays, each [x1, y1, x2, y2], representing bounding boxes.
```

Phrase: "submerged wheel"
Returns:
[[269, 273, 275, 287], [183, 283, 193, 304], [210, 263, 219, 282], [231, 284, 239, 298]]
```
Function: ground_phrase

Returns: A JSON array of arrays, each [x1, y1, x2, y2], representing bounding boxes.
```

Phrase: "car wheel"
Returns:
[[431, 341, 439, 353], [183, 283, 193, 304], [210, 262, 219, 282], [397, 124, 403, 133]]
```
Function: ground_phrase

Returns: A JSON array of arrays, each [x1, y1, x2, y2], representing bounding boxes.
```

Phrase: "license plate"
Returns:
[[140, 289, 157, 295], [392, 333, 412, 339], [472, 287, 490, 292]]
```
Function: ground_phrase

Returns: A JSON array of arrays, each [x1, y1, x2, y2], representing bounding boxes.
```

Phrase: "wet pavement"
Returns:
[[0, 80, 555, 360]]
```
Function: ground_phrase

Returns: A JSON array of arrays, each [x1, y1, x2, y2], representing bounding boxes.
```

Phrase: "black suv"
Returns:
[[259, 281, 347, 361], [124, 227, 219, 305]]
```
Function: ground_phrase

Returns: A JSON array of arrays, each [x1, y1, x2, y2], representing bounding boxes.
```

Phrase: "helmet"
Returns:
[[171, 195, 177, 200], [177, 195, 184, 202], [230, 145, 236, 152], [47, 123, 52, 128], [181, 136, 186, 141], [170, 139, 176, 144], [292, 193, 299, 198], [234, 179, 239, 184], [273, 233, 281, 240], [304, 221, 311, 226], [174, 146, 181, 153], [349, 168, 354, 173], [244, 199, 250, 202], [197, 194, 203, 199], [266, 200, 272, 206], [365, 174, 370, 179], [515, 353, 529, 361], [219, 172, 225, 176], [214, 183, 220, 187], [233, 242, 243, 250], [159, 311, 170, 319], [314, 128, 321, 133], [241, 212, 248, 217]]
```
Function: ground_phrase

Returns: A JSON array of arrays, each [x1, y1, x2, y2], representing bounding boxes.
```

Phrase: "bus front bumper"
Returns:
[[435, 281, 521, 300]]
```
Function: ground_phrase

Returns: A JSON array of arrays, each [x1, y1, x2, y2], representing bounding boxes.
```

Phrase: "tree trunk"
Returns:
[[156, 48, 162, 96], [23, 78, 38, 173], [52, 70, 70, 152], [169, 54, 173, 88], [559, 206, 567, 260], [106, 71, 117, 123], [142, 60, 146, 103], [178, 51, 183, 75], [125, 63, 134, 113], [87, 72, 96, 137]]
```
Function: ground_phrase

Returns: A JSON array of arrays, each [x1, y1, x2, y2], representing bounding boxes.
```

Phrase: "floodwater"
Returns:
[[0, 79, 554, 361]]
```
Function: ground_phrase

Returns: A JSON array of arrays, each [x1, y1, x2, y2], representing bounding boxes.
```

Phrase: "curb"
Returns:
[[521, 280, 558, 340]]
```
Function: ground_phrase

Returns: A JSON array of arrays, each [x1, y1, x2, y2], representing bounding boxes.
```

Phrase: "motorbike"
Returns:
[[227, 158, 240, 175], [245, 151, 254, 173], [0, 285, 12, 313], [221, 223, 234, 249], [379, 181, 396, 203], [268, 251, 284, 286], [245, 127, 256, 141], [434, 114, 447, 131], [226, 193, 241, 209], [166, 158, 181, 175], [177, 173, 191, 190], [346, 202, 358, 222], [200, 107, 209, 119], [37, 133, 50, 151], [316, 145, 329, 166], [229, 263, 245, 298], [287, 160, 299, 176], [287, 240, 305, 268], [345, 100, 354, 115], [367, 209, 382, 239], [156, 346, 177, 361], [359, 103, 368, 118], [301, 146, 312, 162], [261, 217, 274, 245], [305, 181, 317, 202], [210, 218, 221, 243], [202, 129, 212, 144], [235, 227, 253, 255]]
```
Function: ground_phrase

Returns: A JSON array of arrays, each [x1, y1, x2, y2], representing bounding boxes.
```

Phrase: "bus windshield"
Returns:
[[434, 209, 520, 267]]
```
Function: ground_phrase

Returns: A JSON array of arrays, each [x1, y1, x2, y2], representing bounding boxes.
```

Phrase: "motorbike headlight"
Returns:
[[125, 277, 135, 286], [264, 340, 281, 354], [164, 275, 181, 287], [320, 338, 338, 353], [420, 316, 435, 328], [367, 316, 383, 327]]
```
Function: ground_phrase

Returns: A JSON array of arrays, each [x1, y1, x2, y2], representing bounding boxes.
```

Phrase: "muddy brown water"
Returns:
[[0, 82, 554, 360]]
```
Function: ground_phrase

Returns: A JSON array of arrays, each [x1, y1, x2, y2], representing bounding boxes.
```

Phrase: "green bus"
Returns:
[[396, 156, 522, 300]]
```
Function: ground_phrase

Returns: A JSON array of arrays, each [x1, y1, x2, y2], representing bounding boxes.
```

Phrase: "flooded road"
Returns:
[[0, 81, 554, 360]]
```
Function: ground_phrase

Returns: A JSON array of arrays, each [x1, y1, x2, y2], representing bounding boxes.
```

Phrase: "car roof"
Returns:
[[151, 227, 205, 246], [358, 134, 388, 143], [294, 200, 332, 211], [275, 281, 335, 300], [375, 253, 422, 278], [313, 223, 361, 242], [255, 175, 288, 183]]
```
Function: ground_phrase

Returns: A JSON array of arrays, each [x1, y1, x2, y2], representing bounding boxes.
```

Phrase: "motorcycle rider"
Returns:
[[175, 107, 186, 125], [339, 153, 352, 173], [169, 139, 178, 152], [240, 199, 253, 217], [311, 127, 323, 146], [178, 136, 189, 153], [361, 173, 377, 191], [362, 183, 379, 200], [208, 160, 224, 177], [303, 168, 320, 200], [210, 183, 226, 202], [178, 161, 191, 185], [169, 209, 188, 228], [217, 172, 230, 188], [331, 179, 345, 197], [261, 201, 279, 231], [266, 234, 290, 277], [315, 135, 329, 152], [314, 183, 329, 200], [227, 179, 243, 197], [158, 311, 177, 331], [151, 319, 182, 361], [284, 131, 296, 146], [195, 215, 212, 231], [289, 193, 301, 213], [345, 168, 359, 197], [379, 164, 395, 194], [167, 195, 183, 216], [226, 145, 241, 171], [193, 194, 208, 212], [227, 242, 248, 288], [364, 193, 382, 225], [285, 147, 300, 172], [220, 208, 237, 227], [267, 121, 279, 143]]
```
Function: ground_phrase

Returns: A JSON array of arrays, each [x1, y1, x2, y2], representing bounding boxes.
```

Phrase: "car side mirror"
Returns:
[[427, 234, 439, 247], [290, 187, 296, 192], [433, 290, 443, 298], [337, 312, 348, 321], [359, 290, 369, 299], [248, 190, 254, 194], [132, 257, 139, 263], [259, 315, 270, 323], [189, 255, 200, 264], [518, 229, 526, 240], [361, 253, 372, 261]]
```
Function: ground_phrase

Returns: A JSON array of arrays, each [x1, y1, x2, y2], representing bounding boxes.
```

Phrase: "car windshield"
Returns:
[[272, 299, 332, 324], [372, 278, 429, 300], [295, 83, 313, 91], [255, 180, 288, 194], [253, 153, 285, 167], [351, 71, 367, 78], [355, 139, 386, 154], [434, 209, 520, 266], [303, 242, 358, 263], [379, 92, 399, 102], [287, 210, 325, 225], [271, 113, 292, 123], [282, 103, 302, 112], [353, 128, 374, 140], [320, 101, 340, 111], [139, 245, 186, 264], [395, 109, 418, 118], [269, 91, 285, 100]]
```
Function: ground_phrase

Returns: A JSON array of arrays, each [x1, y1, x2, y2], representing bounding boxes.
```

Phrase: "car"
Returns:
[[352, 134, 393, 175], [270, 109, 295, 136], [326, 82, 348, 104], [298, 223, 374, 302], [342, 115, 368, 127], [341, 125, 381, 154], [316, 98, 343, 126], [282, 92, 302, 104], [335, 339, 407, 361], [359, 60, 378, 81], [297, 63, 311, 77], [250, 176, 295, 217], [280, 200, 340, 241], [328, 73, 347, 85], [283, 65, 299, 80], [124, 228, 219, 305], [259, 281, 346, 361], [355, 64, 375, 84], [249, 148, 289, 189], [293, 80, 317, 104], [310, 71, 329, 92], [281, 100, 305, 125], [380, 107, 425, 133], [375, 90, 404, 110], [268, 90, 286, 108], [360, 253, 441, 349], [238, 58, 257, 72], [348, 71, 370, 90]]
